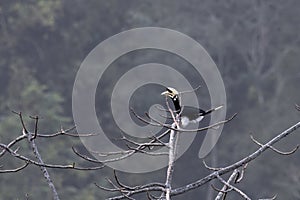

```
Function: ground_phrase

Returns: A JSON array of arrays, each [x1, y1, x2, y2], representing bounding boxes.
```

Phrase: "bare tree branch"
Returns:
[[216, 174, 251, 199], [170, 121, 300, 197], [29, 115, 38, 141], [250, 135, 299, 155], [164, 123, 177, 200], [11, 111, 28, 133], [0, 142, 105, 171], [215, 169, 239, 200], [0, 162, 29, 173], [3, 101, 299, 200], [203, 160, 222, 171], [258, 194, 277, 200], [27, 130, 60, 200], [131, 108, 237, 133], [0, 134, 27, 157], [38, 126, 98, 138]]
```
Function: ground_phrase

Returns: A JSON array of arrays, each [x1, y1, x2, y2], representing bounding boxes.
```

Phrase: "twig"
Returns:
[[38, 126, 98, 138], [82, 129, 171, 164], [134, 109, 237, 133], [235, 163, 248, 183], [211, 184, 232, 194], [164, 123, 177, 200], [216, 174, 251, 199], [95, 177, 165, 200], [147, 192, 159, 200], [259, 194, 277, 200], [0, 134, 27, 157], [250, 135, 299, 155], [11, 111, 28, 133], [295, 104, 300, 111], [126, 145, 168, 156], [178, 85, 201, 95], [29, 115, 38, 140], [0, 144, 104, 170], [95, 182, 121, 192], [116, 136, 166, 148], [0, 162, 29, 173], [72, 147, 103, 163], [107, 185, 165, 200], [215, 169, 239, 200], [203, 160, 222, 171], [113, 170, 133, 190], [27, 130, 60, 200]]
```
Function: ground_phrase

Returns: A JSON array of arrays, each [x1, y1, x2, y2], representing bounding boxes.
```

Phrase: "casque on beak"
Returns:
[[161, 91, 170, 96], [161, 87, 179, 98]]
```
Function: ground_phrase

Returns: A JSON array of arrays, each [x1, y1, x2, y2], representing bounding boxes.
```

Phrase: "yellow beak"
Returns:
[[161, 91, 170, 96]]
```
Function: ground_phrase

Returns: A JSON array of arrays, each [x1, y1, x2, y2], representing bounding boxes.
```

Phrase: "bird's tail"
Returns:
[[204, 105, 223, 115]]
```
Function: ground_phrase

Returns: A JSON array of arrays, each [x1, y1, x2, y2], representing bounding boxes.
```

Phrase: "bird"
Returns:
[[161, 87, 223, 127]]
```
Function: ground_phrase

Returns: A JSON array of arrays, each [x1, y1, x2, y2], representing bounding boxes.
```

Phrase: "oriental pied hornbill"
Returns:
[[161, 87, 222, 127]]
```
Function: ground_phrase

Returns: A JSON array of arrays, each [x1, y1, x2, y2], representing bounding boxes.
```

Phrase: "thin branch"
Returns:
[[106, 177, 124, 192], [176, 112, 237, 133], [147, 192, 159, 200], [259, 194, 277, 200], [95, 178, 165, 200], [154, 105, 173, 113], [29, 115, 38, 141], [295, 104, 300, 111], [203, 160, 222, 171], [0, 126, 93, 158], [178, 85, 201, 95], [106, 185, 165, 200], [38, 126, 98, 138], [90, 149, 133, 157], [27, 131, 60, 200], [211, 184, 232, 194], [11, 111, 28, 134], [215, 169, 239, 200], [216, 174, 251, 200], [111, 170, 165, 192], [235, 163, 248, 183], [83, 129, 171, 164], [95, 182, 121, 192], [116, 136, 167, 148], [0, 134, 27, 157], [126, 145, 168, 156], [149, 135, 168, 147], [113, 170, 133, 190], [250, 135, 299, 155], [0, 162, 29, 173], [96, 151, 136, 164], [141, 110, 237, 133], [72, 147, 103, 163], [0, 144, 104, 170]]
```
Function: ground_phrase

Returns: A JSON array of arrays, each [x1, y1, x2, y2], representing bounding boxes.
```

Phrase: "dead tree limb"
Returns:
[[170, 121, 300, 198], [214, 169, 239, 200]]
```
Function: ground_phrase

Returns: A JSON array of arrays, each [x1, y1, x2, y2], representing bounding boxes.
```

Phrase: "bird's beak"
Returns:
[[161, 91, 170, 96]]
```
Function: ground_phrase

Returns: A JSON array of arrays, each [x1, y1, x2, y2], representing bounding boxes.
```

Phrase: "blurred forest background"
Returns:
[[0, 0, 300, 199]]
